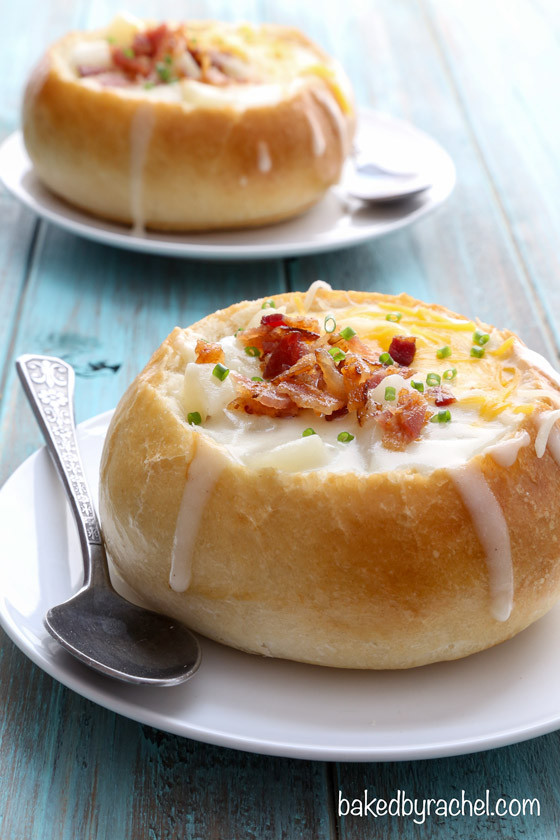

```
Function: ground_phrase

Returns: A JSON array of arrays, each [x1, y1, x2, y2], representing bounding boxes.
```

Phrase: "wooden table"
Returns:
[[2, 0, 560, 837]]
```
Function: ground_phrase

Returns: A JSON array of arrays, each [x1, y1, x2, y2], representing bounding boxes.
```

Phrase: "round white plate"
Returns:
[[1, 413, 560, 761], [0, 110, 455, 261]]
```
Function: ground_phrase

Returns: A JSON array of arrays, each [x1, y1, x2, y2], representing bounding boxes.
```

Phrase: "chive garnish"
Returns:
[[245, 346, 261, 357], [411, 380, 424, 394], [386, 312, 402, 322], [430, 409, 452, 424], [324, 315, 337, 333], [339, 326, 356, 340], [436, 345, 451, 359], [261, 299, 276, 309], [443, 368, 457, 380], [337, 431, 354, 443], [156, 62, 172, 82], [123, 47, 135, 58], [384, 386, 396, 401], [143, 81, 155, 89], [212, 363, 229, 381], [187, 411, 202, 425], [251, 376, 263, 382], [470, 346, 485, 359], [234, 327, 244, 337], [473, 329, 490, 346], [426, 372, 441, 386], [328, 347, 346, 362], [302, 428, 316, 437], [379, 352, 393, 366]]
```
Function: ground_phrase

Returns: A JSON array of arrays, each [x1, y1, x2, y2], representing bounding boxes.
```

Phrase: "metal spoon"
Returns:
[[16, 354, 201, 686], [342, 143, 433, 202]]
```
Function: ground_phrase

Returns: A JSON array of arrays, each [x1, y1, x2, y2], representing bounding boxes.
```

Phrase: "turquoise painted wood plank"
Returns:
[[0, 224, 285, 475], [423, 0, 560, 347], [282, 0, 557, 362], [0, 647, 332, 840], [335, 734, 560, 838]]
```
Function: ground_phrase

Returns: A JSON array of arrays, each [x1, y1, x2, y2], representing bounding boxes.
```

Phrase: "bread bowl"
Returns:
[[22, 14, 355, 232], [99, 284, 560, 669]]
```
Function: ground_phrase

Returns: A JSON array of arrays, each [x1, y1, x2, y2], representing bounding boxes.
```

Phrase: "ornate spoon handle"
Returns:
[[16, 355, 103, 568]]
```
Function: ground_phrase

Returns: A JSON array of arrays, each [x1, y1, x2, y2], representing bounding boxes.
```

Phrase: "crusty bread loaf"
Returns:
[[99, 288, 560, 668], [22, 15, 355, 231]]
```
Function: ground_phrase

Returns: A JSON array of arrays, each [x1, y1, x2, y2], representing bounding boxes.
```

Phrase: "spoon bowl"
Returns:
[[47, 585, 201, 685]]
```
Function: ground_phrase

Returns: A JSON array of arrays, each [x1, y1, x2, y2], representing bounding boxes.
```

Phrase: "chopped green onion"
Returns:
[[245, 346, 261, 357], [339, 326, 356, 340], [337, 431, 355, 443], [261, 299, 276, 309], [234, 327, 244, 337], [473, 329, 490, 346], [443, 368, 457, 380], [123, 47, 135, 58], [164, 54, 173, 64], [143, 81, 155, 89], [430, 409, 452, 424], [436, 345, 451, 359], [324, 315, 337, 333], [386, 312, 402, 322], [426, 372, 441, 387], [187, 411, 202, 425], [328, 347, 346, 363], [411, 380, 424, 394], [470, 346, 485, 359], [212, 363, 230, 381], [106, 36, 116, 44], [384, 386, 396, 401], [379, 352, 394, 366], [251, 376, 263, 382], [156, 62, 172, 82], [302, 427, 316, 437]]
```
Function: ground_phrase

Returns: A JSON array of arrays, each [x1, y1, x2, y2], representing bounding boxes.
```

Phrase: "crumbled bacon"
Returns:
[[428, 386, 456, 407], [227, 375, 298, 418], [112, 48, 152, 77], [195, 340, 224, 365], [227, 313, 436, 445], [375, 390, 431, 450], [388, 335, 416, 367], [264, 333, 310, 379]]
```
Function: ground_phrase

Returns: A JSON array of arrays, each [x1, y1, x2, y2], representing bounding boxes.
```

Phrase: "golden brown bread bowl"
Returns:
[[99, 284, 560, 669], [22, 14, 355, 232]]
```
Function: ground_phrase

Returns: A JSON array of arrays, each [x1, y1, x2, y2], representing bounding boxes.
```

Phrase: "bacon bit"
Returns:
[[325, 406, 349, 422], [112, 48, 152, 77], [428, 386, 456, 407], [228, 376, 298, 418], [195, 340, 225, 365], [264, 332, 309, 379], [375, 390, 430, 450], [315, 348, 347, 401], [347, 334, 383, 362], [261, 312, 287, 327], [388, 335, 417, 367], [275, 381, 345, 416]]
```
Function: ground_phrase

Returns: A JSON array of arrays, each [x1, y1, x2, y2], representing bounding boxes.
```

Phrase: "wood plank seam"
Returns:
[[0, 218, 41, 416], [419, 0, 560, 364]]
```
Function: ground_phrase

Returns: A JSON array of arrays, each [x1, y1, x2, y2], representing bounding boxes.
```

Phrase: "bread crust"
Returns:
[[99, 291, 560, 669], [22, 25, 355, 231]]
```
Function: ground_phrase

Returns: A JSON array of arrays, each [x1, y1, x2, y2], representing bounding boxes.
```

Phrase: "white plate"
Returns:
[[1, 412, 560, 761], [0, 110, 455, 261]]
